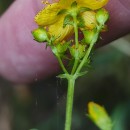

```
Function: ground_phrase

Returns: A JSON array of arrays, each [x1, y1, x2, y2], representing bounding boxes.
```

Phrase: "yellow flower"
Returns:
[[35, 0, 108, 42], [88, 102, 112, 130], [81, 11, 97, 30]]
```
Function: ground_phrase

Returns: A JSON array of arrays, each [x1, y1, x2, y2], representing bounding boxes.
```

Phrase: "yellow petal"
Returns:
[[79, 0, 109, 10], [48, 15, 73, 42], [59, 0, 75, 7], [82, 11, 97, 29], [35, 3, 61, 26]]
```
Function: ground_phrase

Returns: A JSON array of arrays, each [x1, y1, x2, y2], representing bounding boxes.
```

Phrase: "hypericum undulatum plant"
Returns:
[[32, 0, 110, 130]]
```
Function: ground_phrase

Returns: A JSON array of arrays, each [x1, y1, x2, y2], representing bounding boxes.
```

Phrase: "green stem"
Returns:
[[71, 16, 79, 74], [75, 27, 101, 74], [65, 78, 75, 130], [73, 16, 79, 48], [75, 40, 95, 74], [57, 55, 68, 74]]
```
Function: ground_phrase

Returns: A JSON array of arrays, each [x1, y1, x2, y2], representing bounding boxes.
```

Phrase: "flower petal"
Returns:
[[35, 3, 61, 26], [59, 0, 75, 7], [48, 15, 73, 42], [78, 0, 109, 10], [82, 11, 97, 29]]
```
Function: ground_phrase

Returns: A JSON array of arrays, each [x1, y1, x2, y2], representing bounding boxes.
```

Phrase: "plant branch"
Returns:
[[71, 16, 79, 74], [57, 55, 69, 74], [75, 26, 102, 74]]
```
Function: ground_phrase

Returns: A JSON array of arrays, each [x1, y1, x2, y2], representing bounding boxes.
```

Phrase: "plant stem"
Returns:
[[71, 16, 79, 74], [73, 16, 79, 48], [75, 40, 95, 74], [65, 78, 75, 130], [57, 55, 68, 74], [75, 27, 101, 74]]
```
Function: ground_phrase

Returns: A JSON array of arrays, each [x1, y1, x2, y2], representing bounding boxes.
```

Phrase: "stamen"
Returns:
[[42, 0, 50, 5]]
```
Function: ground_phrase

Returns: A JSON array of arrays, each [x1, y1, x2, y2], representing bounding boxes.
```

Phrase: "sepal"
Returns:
[[51, 41, 70, 56], [83, 29, 96, 44], [63, 15, 74, 28], [56, 41, 70, 54], [71, 1, 77, 8]]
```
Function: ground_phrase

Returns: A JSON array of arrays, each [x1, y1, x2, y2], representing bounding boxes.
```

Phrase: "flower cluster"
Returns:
[[32, 0, 109, 66]]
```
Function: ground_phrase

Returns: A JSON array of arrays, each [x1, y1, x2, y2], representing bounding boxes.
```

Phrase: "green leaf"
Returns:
[[75, 71, 88, 78], [57, 74, 68, 79]]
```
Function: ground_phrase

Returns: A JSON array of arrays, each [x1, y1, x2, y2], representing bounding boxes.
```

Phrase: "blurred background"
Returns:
[[0, 1, 130, 130]]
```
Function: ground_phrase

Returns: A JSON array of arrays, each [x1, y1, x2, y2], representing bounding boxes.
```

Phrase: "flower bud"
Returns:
[[96, 8, 109, 25], [83, 30, 96, 44], [88, 102, 112, 130], [69, 44, 86, 59], [56, 41, 70, 54], [32, 27, 49, 43]]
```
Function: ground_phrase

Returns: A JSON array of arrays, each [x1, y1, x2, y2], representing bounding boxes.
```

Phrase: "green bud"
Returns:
[[32, 27, 49, 43], [56, 41, 70, 54], [83, 30, 96, 44], [51, 41, 70, 56], [69, 45, 75, 58], [78, 44, 86, 59], [96, 8, 109, 25], [70, 44, 86, 59]]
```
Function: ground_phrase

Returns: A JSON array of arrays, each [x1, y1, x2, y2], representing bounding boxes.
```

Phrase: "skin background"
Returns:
[[0, 0, 130, 83]]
